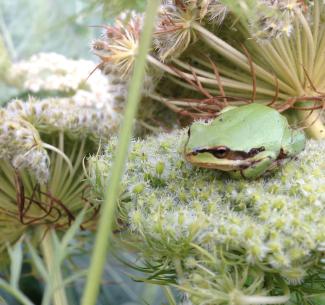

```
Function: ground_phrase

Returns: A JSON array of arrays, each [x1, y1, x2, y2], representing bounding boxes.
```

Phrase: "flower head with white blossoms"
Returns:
[[0, 108, 49, 183], [0, 86, 120, 249], [8, 52, 123, 117], [89, 129, 325, 304], [0, 96, 120, 228], [248, 0, 303, 40], [9, 53, 107, 93], [6, 96, 119, 141]]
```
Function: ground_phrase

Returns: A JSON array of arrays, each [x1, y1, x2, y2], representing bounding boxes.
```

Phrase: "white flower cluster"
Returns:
[[8, 52, 123, 113], [9, 52, 108, 94], [0, 93, 119, 182], [6, 96, 119, 140], [5, 52, 122, 134], [89, 129, 325, 302], [0, 52, 125, 183], [0, 109, 49, 183], [251, 0, 303, 40]]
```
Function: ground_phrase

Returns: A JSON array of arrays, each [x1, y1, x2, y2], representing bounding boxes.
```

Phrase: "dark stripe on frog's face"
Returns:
[[191, 146, 266, 160]]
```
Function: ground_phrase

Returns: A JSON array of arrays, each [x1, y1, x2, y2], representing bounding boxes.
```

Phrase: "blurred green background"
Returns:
[[0, 1, 171, 305], [0, 0, 145, 59], [0, 0, 145, 103]]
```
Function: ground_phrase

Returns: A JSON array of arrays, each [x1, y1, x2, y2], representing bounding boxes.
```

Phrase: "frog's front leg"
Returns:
[[266, 129, 306, 171], [281, 128, 306, 158], [229, 151, 277, 179]]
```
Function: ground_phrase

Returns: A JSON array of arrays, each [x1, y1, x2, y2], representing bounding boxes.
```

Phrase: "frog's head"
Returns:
[[184, 121, 265, 171]]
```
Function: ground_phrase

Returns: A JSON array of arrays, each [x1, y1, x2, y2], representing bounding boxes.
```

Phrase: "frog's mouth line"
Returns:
[[185, 153, 250, 171]]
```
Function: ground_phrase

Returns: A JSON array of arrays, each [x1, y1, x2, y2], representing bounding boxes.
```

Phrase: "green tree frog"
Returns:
[[184, 103, 306, 179]]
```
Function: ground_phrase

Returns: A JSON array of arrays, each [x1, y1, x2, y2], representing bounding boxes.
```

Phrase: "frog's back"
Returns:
[[207, 103, 285, 152]]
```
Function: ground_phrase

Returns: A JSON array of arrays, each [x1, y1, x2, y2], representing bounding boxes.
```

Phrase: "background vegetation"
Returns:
[[0, 1, 168, 305], [0, 0, 145, 103]]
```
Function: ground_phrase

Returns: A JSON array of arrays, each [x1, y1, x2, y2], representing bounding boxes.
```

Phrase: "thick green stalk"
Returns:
[[292, 101, 324, 139], [40, 228, 68, 305], [80, 1, 161, 304], [296, 110, 325, 140]]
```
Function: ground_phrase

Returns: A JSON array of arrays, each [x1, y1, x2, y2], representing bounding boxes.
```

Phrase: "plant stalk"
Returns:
[[237, 294, 290, 305], [0, 279, 35, 305], [80, 1, 161, 305], [297, 109, 325, 139], [40, 228, 68, 305]]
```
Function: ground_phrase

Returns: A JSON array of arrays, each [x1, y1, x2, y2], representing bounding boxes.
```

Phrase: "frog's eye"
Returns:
[[211, 146, 230, 158]]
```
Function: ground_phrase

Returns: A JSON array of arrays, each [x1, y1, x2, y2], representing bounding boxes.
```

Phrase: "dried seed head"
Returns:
[[153, 0, 227, 61], [185, 0, 228, 22], [154, 1, 198, 60], [91, 12, 143, 79]]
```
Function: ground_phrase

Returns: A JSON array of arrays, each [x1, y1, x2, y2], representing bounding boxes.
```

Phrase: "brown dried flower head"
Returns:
[[91, 12, 143, 79]]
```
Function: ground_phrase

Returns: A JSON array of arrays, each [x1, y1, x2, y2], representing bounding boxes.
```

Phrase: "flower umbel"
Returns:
[[249, 0, 302, 40], [0, 53, 120, 255], [89, 129, 325, 304]]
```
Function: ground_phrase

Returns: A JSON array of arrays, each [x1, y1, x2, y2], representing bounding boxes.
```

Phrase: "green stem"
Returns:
[[42, 142, 73, 175], [312, 0, 320, 44], [272, 38, 303, 93], [173, 258, 184, 282], [294, 18, 304, 84], [148, 55, 288, 99], [192, 22, 296, 95], [0, 279, 35, 305], [296, 10, 315, 76], [262, 43, 303, 94], [40, 228, 68, 305], [312, 27, 325, 85], [80, 1, 161, 305], [163, 286, 177, 305]]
